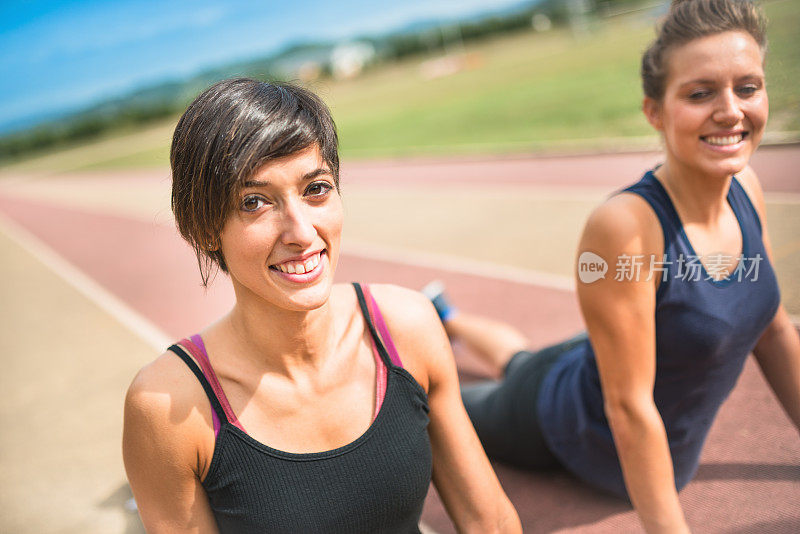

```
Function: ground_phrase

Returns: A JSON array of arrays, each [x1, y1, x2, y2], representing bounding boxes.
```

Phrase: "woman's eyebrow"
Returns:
[[678, 72, 764, 89], [678, 78, 715, 88], [242, 168, 331, 188], [242, 179, 269, 187], [301, 168, 332, 181]]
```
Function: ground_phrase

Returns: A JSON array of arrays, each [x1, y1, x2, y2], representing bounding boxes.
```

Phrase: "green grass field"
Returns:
[[329, 17, 654, 158], [2, 0, 797, 173]]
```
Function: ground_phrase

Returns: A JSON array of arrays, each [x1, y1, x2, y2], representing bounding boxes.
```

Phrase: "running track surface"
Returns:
[[1, 147, 798, 533]]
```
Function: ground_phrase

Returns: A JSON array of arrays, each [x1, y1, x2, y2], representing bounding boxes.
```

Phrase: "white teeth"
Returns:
[[705, 134, 743, 146], [274, 252, 321, 275]]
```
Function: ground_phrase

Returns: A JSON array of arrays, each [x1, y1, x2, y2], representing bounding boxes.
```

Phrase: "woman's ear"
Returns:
[[204, 235, 219, 252], [642, 97, 663, 131]]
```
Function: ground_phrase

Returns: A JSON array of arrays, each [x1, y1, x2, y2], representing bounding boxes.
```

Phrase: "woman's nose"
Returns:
[[713, 89, 745, 125], [279, 199, 316, 247]]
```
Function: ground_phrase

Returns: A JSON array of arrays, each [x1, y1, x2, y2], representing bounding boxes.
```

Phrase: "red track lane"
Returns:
[[1, 193, 798, 533]]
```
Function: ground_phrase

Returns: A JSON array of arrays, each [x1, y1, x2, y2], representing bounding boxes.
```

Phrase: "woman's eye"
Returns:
[[688, 90, 711, 101], [306, 181, 333, 198], [736, 84, 759, 97], [240, 195, 267, 212]]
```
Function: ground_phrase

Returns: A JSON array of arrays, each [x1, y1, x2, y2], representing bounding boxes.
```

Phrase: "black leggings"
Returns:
[[460, 332, 588, 469]]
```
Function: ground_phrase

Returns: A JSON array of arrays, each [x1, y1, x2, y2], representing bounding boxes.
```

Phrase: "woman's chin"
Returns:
[[708, 159, 750, 180], [677, 154, 751, 181], [230, 271, 334, 314], [282, 285, 334, 311]]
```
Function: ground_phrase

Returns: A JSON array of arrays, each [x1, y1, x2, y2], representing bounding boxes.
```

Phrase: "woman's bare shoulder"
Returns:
[[580, 191, 664, 258], [123, 350, 219, 528], [365, 283, 439, 330], [124, 350, 212, 443], [362, 283, 446, 391]]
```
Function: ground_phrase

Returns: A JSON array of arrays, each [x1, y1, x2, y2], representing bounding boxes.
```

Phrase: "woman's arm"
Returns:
[[371, 285, 521, 534], [753, 307, 800, 432], [735, 167, 800, 433], [122, 355, 220, 533], [576, 195, 690, 534]]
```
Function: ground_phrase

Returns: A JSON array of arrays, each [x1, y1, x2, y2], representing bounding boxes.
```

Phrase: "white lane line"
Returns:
[[343, 238, 576, 292], [0, 211, 172, 353]]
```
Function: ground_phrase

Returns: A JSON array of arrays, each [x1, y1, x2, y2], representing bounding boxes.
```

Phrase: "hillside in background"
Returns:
[[1, 0, 797, 172], [0, 0, 554, 158]]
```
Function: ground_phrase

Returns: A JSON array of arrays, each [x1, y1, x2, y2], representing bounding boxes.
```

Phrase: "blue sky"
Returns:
[[0, 0, 524, 134]]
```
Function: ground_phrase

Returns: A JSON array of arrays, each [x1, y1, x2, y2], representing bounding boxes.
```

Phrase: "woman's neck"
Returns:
[[218, 291, 341, 377], [654, 159, 734, 226]]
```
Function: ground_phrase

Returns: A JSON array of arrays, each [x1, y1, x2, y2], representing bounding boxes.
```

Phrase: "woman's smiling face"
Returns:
[[218, 143, 343, 312], [644, 31, 768, 180]]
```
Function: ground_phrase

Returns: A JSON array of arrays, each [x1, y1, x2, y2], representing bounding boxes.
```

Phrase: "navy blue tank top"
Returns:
[[169, 283, 432, 533], [537, 171, 781, 497]]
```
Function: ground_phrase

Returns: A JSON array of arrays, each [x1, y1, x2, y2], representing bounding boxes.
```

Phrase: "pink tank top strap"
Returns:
[[361, 284, 404, 368], [180, 335, 246, 435], [370, 342, 388, 420]]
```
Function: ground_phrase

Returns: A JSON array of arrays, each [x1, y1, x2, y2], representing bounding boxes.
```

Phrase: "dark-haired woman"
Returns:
[[428, 1, 800, 532], [122, 79, 520, 533]]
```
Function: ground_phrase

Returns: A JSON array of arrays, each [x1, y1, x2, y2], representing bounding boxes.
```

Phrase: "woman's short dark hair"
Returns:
[[641, 0, 767, 100], [170, 78, 339, 286]]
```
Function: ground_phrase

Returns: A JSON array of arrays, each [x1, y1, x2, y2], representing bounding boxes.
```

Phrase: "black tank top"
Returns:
[[168, 283, 432, 533]]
